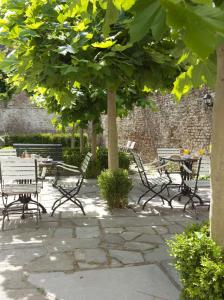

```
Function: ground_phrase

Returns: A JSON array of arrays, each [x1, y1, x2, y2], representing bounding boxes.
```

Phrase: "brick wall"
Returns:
[[0, 93, 55, 134], [103, 89, 212, 162]]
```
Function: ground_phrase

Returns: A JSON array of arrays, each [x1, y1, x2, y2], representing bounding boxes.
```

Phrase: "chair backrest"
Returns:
[[157, 148, 180, 159], [122, 141, 136, 152], [129, 141, 136, 150], [13, 144, 62, 161], [199, 156, 210, 176], [0, 157, 37, 185], [0, 149, 17, 158], [80, 152, 92, 174], [183, 157, 202, 192], [132, 152, 149, 187]]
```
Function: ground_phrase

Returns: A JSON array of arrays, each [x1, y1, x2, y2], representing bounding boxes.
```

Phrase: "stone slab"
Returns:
[[74, 249, 107, 264], [125, 226, 155, 234], [144, 246, 171, 263], [120, 231, 141, 241], [26, 253, 75, 272], [109, 250, 144, 264], [75, 226, 100, 238], [44, 238, 100, 253], [28, 265, 180, 300], [135, 234, 164, 244], [100, 216, 169, 228], [0, 287, 48, 300], [124, 242, 156, 251]]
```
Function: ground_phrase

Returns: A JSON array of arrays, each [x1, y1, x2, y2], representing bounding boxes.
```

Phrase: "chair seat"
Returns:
[[1, 183, 41, 195], [147, 175, 170, 186]]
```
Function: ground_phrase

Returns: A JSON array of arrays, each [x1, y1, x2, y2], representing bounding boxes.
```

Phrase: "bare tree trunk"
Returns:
[[80, 128, 84, 155], [107, 90, 119, 171], [91, 121, 97, 161], [71, 123, 75, 149], [210, 44, 224, 248]]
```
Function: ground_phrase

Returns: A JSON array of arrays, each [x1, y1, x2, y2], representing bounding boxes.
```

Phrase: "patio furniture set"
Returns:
[[0, 144, 92, 230], [125, 141, 210, 211]]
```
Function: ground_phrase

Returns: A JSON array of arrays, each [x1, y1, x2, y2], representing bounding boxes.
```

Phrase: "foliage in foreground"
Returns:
[[168, 223, 224, 300], [98, 169, 132, 209]]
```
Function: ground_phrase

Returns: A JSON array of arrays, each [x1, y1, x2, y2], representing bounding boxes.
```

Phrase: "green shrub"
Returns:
[[168, 223, 224, 300], [4, 133, 87, 148], [98, 168, 132, 209], [62, 147, 131, 178]]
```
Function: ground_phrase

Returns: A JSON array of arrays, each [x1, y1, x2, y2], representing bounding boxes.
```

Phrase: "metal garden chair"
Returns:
[[51, 152, 92, 216], [167, 157, 209, 210], [132, 151, 173, 210]]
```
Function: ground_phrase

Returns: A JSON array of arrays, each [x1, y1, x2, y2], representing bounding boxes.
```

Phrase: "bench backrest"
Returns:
[[157, 148, 180, 159], [13, 144, 62, 161], [0, 149, 17, 158], [0, 157, 37, 184]]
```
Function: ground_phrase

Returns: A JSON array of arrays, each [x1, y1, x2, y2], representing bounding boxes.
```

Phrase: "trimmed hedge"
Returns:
[[98, 169, 132, 209], [168, 223, 224, 300], [62, 147, 131, 178], [4, 133, 87, 148]]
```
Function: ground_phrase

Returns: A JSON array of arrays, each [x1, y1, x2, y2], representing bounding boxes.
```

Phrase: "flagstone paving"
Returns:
[[0, 177, 209, 300]]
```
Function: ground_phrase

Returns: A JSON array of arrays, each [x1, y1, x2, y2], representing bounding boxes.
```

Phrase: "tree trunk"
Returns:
[[71, 123, 75, 149], [210, 44, 224, 248], [91, 121, 97, 161], [80, 128, 84, 154], [107, 90, 119, 171]]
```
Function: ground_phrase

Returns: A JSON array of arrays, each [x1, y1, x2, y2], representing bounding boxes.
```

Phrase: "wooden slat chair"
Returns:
[[0, 158, 43, 230], [199, 156, 210, 177], [132, 151, 173, 210], [51, 152, 92, 216], [0, 149, 17, 158], [120, 141, 136, 152], [157, 148, 180, 159]]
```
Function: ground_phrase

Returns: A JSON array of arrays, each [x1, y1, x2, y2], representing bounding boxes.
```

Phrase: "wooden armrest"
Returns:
[[56, 163, 80, 174], [182, 164, 192, 174], [155, 163, 170, 170], [56, 162, 79, 170]]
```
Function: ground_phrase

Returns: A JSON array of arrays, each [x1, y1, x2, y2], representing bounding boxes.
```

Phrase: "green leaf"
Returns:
[[113, 0, 136, 10], [9, 25, 21, 38], [129, 0, 166, 43], [103, 0, 119, 37], [161, 0, 224, 59], [92, 40, 116, 48], [26, 22, 44, 30], [191, 0, 212, 4], [172, 71, 193, 101]]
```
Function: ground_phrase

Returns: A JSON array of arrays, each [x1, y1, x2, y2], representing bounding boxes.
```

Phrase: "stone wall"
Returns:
[[0, 93, 55, 134], [103, 90, 212, 162]]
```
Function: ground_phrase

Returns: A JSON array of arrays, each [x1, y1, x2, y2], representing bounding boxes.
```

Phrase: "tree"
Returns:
[[111, 0, 224, 247], [0, 70, 15, 102], [0, 0, 181, 171]]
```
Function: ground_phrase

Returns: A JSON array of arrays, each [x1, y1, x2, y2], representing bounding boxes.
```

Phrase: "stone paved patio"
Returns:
[[0, 175, 210, 300]]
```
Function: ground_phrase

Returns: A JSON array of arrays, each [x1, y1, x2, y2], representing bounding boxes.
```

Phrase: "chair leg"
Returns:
[[72, 197, 85, 215], [138, 189, 151, 204]]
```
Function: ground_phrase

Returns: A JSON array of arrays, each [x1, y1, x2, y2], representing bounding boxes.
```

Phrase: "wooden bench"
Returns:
[[13, 144, 63, 161]]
